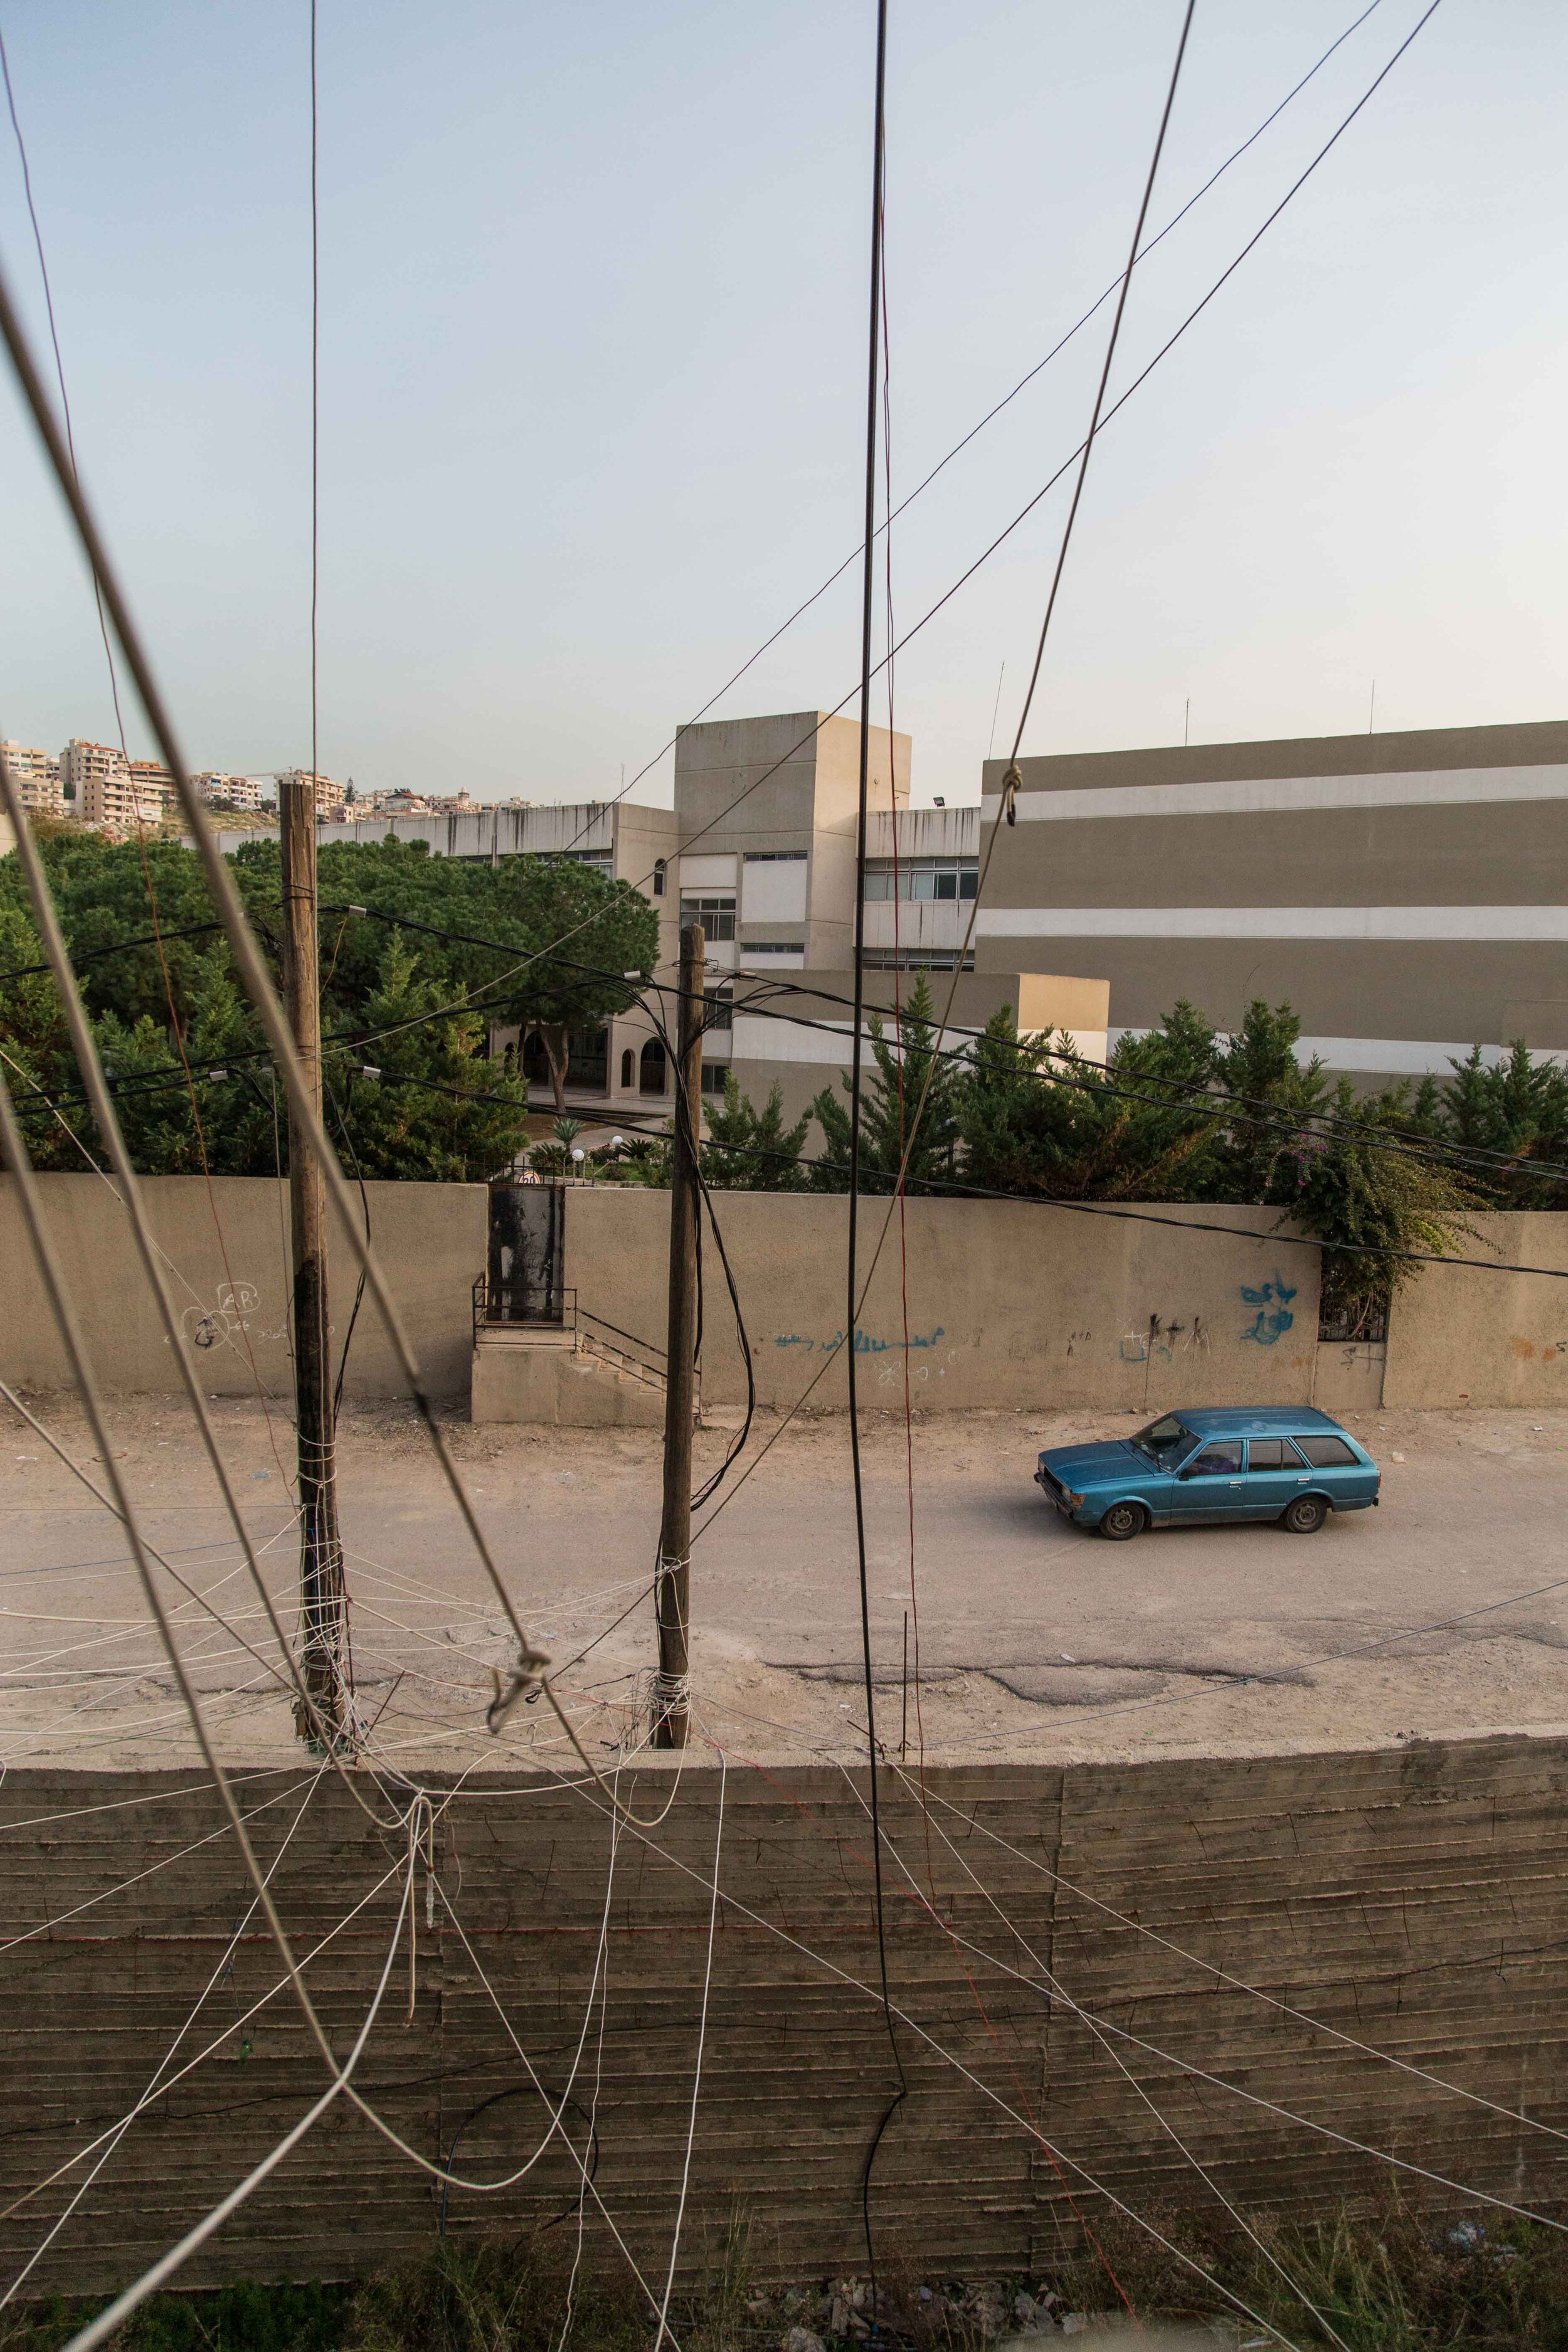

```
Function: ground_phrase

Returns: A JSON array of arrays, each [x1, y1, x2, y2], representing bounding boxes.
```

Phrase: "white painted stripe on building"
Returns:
[[978, 904, 1568, 943], [1107, 1030, 1568, 1076], [979, 762, 1568, 827], [729, 1015, 1104, 1067]]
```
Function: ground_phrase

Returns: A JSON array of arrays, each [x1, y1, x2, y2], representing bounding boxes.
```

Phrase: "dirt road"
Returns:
[[4, 1391, 1567, 1770]]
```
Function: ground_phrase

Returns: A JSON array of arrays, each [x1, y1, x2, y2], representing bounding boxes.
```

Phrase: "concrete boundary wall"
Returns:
[[0, 1175, 486, 1402], [563, 1189, 1322, 1414], [1382, 1212, 1568, 1407], [4, 1177, 1565, 1417], [3, 1735, 1567, 2296]]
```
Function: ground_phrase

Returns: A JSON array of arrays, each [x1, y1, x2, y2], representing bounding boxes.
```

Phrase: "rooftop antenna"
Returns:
[[1184, 696, 1190, 747], [1369, 679, 1377, 734], [987, 661, 1006, 761]]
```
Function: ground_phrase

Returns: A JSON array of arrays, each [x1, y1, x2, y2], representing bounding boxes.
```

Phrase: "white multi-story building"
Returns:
[[198, 716, 1091, 1120], [191, 773, 269, 813], [0, 741, 65, 817], [61, 740, 172, 832], [273, 769, 342, 818]]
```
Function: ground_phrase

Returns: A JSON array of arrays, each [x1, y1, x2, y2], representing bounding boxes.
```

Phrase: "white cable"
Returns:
[[432, 1865, 672, 2331], [0, 1772, 322, 1959], [858, 1762, 1345, 2352], [0, 1830, 410, 2233], [913, 1781, 1568, 2151], [553, 1744, 1568, 2240], [557, 1754, 625, 2351], [2, 1771, 324, 2303], [652, 1749, 724, 2352], [542, 1744, 1338, 2345], [60, 1843, 416, 2352]]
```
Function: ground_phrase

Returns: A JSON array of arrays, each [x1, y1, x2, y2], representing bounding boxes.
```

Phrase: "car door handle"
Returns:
[[1228, 1479, 1242, 1487]]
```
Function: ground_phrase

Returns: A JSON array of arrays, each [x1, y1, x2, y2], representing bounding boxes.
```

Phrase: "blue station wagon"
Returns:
[[1036, 1407, 1380, 1541]]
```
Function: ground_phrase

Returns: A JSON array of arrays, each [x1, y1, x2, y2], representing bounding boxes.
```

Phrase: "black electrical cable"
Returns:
[[1007, 0, 1197, 766], [0, 916, 228, 988], [14, 933, 1565, 1207], [319, 896, 1568, 1197], [543, 0, 1387, 864], [638, 989, 757, 1511], [629, 0, 1448, 889], [325, 1067, 371, 1428], [435, 2080, 601, 2240], [844, 1, 905, 2299]]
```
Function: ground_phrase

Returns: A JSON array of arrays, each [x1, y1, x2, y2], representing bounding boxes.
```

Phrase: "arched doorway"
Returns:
[[639, 1037, 667, 1096]]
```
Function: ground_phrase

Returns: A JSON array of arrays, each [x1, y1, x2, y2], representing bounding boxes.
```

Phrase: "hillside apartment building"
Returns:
[[205, 709, 1566, 1122]]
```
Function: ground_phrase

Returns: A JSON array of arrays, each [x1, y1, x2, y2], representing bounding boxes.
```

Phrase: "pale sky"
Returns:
[[1, 1, 1564, 808]]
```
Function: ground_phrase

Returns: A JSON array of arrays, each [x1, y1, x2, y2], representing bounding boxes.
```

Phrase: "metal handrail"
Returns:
[[472, 1276, 672, 1389], [576, 1301, 667, 1367]]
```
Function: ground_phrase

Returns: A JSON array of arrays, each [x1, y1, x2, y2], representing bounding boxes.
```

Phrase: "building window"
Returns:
[[738, 941, 805, 956], [522, 1024, 608, 1094], [640, 1037, 667, 1096], [701, 1061, 731, 1096], [652, 858, 667, 898], [704, 986, 733, 1033], [859, 947, 974, 972], [620, 1046, 635, 1089], [862, 857, 977, 901], [548, 849, 613, 875], [680, 893, 736, 942]]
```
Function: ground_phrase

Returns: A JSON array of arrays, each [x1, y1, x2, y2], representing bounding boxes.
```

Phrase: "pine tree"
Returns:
[[703, 1071, 810, 1190], [808, 976, 961, 1192]]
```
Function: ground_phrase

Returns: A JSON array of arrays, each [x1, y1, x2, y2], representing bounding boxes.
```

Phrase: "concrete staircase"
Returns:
[[470, 1326, 667, 1428]]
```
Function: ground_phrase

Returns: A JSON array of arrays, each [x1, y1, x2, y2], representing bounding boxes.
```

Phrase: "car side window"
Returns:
[[1295, 1434, 1358, 1468], [1190, 1440, 1243, 1475], [1246, 1439, 1289, 1469]]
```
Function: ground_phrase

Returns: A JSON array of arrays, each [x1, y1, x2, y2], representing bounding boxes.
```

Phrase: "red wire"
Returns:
[[877, 179, 933, 1886]]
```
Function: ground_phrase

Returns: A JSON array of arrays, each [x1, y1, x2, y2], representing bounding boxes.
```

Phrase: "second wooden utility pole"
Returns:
[[652, 922, 704, 1749], [280, 775, 351, 1751]]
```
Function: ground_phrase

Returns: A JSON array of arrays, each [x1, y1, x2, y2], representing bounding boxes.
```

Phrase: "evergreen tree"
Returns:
[[702, 1071, 810, 1190], [958, 999, 1221, 1199], [1426, 1042, 1568, 1208], [808, 976, 961, 1192]]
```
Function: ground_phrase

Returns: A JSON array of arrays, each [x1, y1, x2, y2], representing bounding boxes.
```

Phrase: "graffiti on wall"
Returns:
[[772, 1325, 946, 1358], [1116, 1313, 1210, 1365], [1239, 1274, 1297, 1347]]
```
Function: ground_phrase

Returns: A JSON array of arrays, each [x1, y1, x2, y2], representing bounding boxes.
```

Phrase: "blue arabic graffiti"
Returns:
[[1239, 1274, 1297, 1347], [774, 1326, 945, 1357]]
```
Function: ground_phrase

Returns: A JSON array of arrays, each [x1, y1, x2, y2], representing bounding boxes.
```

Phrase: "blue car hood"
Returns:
[[1039, 1439, 1153, 1487]]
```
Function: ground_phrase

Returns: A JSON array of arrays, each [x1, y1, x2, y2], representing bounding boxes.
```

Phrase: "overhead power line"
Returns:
[[552, 0, 1390, 855]]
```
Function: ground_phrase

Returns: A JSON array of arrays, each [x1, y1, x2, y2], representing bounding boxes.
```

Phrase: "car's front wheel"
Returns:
[[1099, 1500, 1148, 1542], [1282, 1494, 1328, 1535]]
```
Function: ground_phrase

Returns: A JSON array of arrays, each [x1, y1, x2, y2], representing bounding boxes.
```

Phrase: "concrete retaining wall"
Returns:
[[5, 1735, 1567, 2297], [1383, 1212, 1568, 1407], [563, 1190, 1322, 1414], [0, 1175, 486, 1402]]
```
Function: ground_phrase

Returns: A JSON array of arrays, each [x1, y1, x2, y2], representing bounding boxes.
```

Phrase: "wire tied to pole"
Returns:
[[1000, 761, 1022, 827], [485, 1645, 553, 1734]]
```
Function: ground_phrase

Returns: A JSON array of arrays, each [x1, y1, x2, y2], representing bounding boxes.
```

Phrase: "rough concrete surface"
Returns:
[[3, 1391, 1567, 1772]]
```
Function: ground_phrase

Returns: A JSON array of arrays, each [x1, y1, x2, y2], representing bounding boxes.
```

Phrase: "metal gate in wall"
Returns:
[[485, 1182, 565, 1323]]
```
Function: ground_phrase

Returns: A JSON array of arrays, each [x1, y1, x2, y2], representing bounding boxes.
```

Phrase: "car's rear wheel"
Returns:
[[1283, 1494, 1328, 1535], [1099, 1500, 1147, 1542]]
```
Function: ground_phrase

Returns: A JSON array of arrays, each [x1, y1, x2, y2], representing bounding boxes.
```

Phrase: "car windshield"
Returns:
[[1131, 1414, 1194, 1464]]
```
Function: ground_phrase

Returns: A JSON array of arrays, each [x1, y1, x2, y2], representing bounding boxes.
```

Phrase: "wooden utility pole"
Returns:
[[279, 776, 350, 1750], [652, 922, 704, 1749]]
